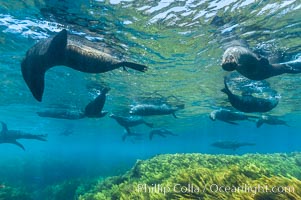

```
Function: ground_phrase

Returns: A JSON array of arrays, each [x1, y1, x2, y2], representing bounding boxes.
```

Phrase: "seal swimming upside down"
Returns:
[[21, 29, 148, 102], [222, 45, 301, 80]]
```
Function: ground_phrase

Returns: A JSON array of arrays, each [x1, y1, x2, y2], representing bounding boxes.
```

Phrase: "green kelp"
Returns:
[[79, 153, 301, 200]]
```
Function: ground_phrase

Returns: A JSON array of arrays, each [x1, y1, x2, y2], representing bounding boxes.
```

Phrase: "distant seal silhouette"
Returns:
[[211, 141, 255, 151], [222, 45, 301, 80], [0, 122, 47, 150], [21, 29, 148, 101], [256, 115, 289, 128], [221, 77, 279, 113], [129, 103, 184, 118], [209, 109, 258, 125], [109, 114, 153, 134]]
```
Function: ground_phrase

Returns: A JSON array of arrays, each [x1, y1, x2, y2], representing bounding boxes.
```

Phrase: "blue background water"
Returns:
[[0, 0, 301, 195]]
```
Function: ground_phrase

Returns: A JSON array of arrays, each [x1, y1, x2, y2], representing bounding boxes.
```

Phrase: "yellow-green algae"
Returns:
[[0, 184, 31, 200], [79, 153, 301, 200]]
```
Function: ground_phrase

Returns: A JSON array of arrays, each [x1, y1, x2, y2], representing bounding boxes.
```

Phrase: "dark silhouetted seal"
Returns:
[[221, 77, 279, 113], [37, 87, 110, 119], [21, 29, 148, 101], [37, 110, 85, 120], [209, 109, 258, 125], [211, 141, 255, 151], [84, 87, 110, 118], [222, 46, 301, 80], [109, 114, 153, 134], [129, 103, 184, 118], [0, 122, 47, 150], [256, 115, 289, 128]]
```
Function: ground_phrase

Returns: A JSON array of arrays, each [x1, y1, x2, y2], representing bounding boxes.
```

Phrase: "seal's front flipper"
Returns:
[[21, 29, 68, 102], [118, 62, 148, 72], [172, 112, 178, 118], [11, 141, 25, 151], [0, 122, 8, 135], [256, 120, 264, 128]]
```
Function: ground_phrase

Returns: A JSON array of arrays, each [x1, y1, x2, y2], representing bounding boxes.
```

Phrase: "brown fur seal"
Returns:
[[209, 109, 258, 125], [21, 29, 148, 101], [0, 122, 47, 150], [256, 115, 289, 128], [222, 46, 301, 80], [221, 77, 279, 113]]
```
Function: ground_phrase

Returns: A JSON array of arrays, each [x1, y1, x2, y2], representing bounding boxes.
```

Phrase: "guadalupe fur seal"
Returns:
[[37, 87, 110, 119], [222, 46, 301, 80], [209, 109, 258, 125], [84, 87, 110, 118], [109, 114, 153, 134], [0, 122, 47, 150], [129, 103, 185, 118], [21, 29, 148, 101], [221, 77, 279, 113], [37, 110, 86, 120], [211, 141, 255, 151], [256, 115, 289, 128]]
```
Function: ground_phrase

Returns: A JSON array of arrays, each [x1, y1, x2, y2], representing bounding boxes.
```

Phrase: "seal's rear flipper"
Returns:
[[35, 134, 48, 141], [172, 112, 178, 118], [11, 141, 25, 151], [118, 62, 148, 72], [21, 29, 67, 102]]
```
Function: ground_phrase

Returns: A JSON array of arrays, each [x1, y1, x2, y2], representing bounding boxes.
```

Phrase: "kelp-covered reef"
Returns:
[[79, 153, 301, 200]]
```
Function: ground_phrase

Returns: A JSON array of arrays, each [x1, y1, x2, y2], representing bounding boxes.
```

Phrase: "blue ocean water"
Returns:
[[0, 0, 301, 199]]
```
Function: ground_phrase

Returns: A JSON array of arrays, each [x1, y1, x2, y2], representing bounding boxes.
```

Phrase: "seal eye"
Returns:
[[222, 62, 237, 71]]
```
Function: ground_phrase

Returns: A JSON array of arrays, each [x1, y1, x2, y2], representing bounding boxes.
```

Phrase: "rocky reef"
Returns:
[[0, 184, 31, 200], [79, 153, 301, 200]]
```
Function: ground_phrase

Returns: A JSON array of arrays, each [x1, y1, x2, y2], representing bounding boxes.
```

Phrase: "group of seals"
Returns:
[[210, 43, 295, 126], [0, 122, 47, 150], [19, 29, 296, 148], [21, 29, 148, 102]]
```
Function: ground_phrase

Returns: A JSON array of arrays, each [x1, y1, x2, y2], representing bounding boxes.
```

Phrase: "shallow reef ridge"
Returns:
[[79, 153, 301, 200]]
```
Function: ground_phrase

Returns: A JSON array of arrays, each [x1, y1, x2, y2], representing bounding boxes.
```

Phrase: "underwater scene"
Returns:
[[1, 0, 301, 199]]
